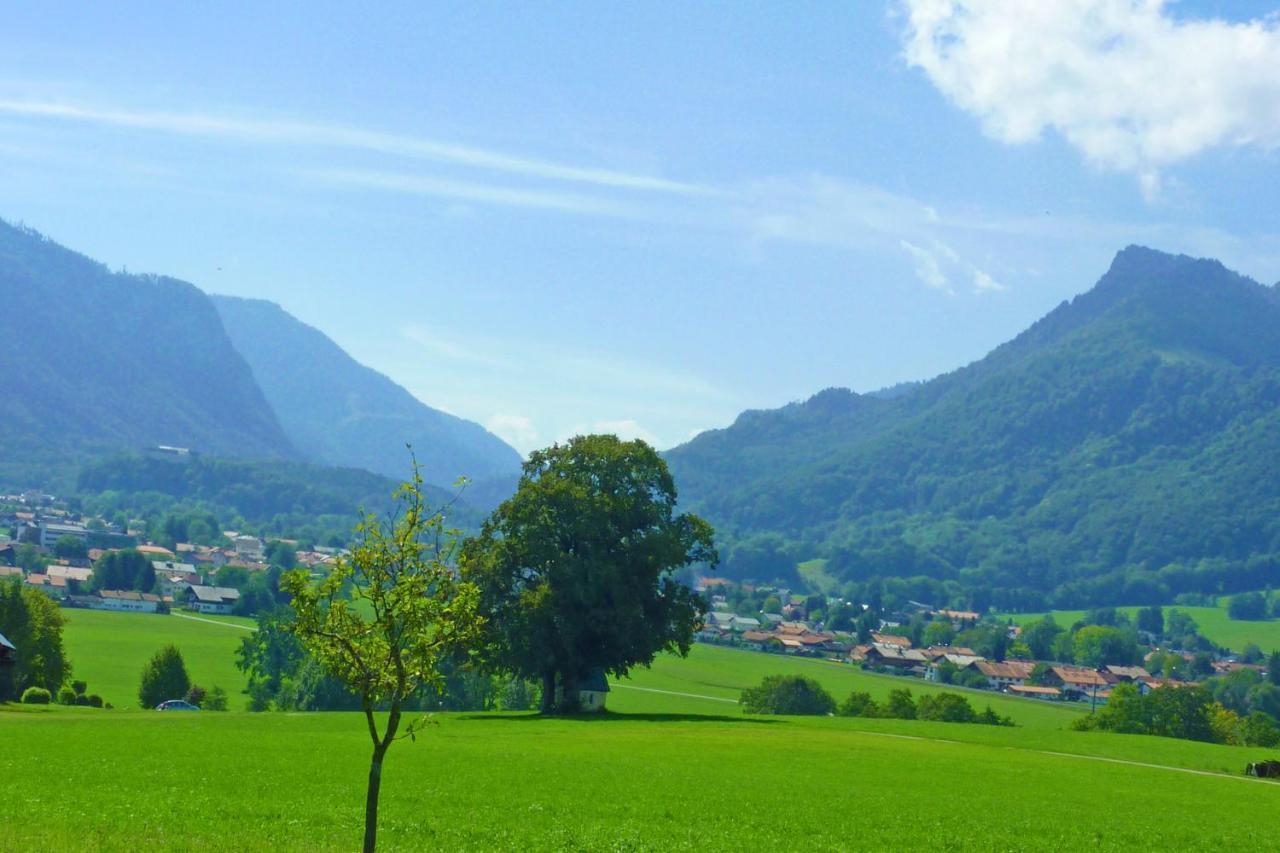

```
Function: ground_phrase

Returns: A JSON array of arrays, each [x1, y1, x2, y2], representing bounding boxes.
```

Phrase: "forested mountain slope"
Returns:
[[211, 295, 522, 488], [0, 220, 296, 487], [667, 247, 1280, 609]]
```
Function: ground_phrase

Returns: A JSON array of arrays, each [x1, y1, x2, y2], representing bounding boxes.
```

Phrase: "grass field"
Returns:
[[60, 609, 255, 710], [2, 706, 1277, 851], [1000, 600, 1280, 653], [15, 611, 1280, 849]]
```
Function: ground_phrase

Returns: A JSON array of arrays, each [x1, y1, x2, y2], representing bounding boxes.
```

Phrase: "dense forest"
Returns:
[[667, 247, 1280, 610], [74, 453, 484, 545], [0, 219, 296, 488]]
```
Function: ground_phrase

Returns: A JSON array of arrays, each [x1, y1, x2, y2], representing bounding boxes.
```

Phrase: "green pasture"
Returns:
[[1000, 600, 1280, 653], [60, 609, 254, 709], [612, 642, 1084, 729], [2, 707, 1276, 851]]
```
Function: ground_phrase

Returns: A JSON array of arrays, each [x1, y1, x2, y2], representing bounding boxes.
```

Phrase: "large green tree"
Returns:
[[0, 579, 70, 701], [462, 435, 717, 712], [282, 465, 482, 853]]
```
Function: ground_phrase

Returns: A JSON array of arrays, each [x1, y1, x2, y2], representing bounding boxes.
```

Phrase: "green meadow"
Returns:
[[3, 706, 1276, 851], [1000, 601, 1280, 654], [5, 611, 1277, 850], [60, 609, 255, 710]]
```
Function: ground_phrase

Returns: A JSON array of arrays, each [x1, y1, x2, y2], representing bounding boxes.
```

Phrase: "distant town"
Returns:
[[1, 485, 340, 618], [693, 576, 1270, 706]]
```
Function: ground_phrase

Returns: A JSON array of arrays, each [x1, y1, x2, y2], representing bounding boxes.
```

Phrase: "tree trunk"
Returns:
[[364, 744, 387, 853], [559, 671, 579, 713], [539, 670, 556, 714]]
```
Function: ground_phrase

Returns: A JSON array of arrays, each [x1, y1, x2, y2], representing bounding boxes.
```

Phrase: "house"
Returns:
[[739, 630, 775, 651], [924, 654, 984, 681], [1103, 665, 1151, 683], [732, 617, 761, 633], [185, 585, 241, 614], [971, 660, 1035, 690], [45, 564, 93, 585], [0, 565, 22, 579], [136, 544, 176, 559], [933, 609, 981, 627], [24, 573, 67, 599], [1007, 684, 1062, 699], [870, 632, 912, 648], [233, 535, 264, 561], [95, 589, 161, 613], [1046, 666, 1109, 698], [862, 643, 928, 670], [576, 669, 610, 712], [0, 630, 14, 667]]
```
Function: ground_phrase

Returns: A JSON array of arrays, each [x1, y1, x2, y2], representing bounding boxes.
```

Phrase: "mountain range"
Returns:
[[0, 219, 521, 492], [666, 246, 1280, 610]]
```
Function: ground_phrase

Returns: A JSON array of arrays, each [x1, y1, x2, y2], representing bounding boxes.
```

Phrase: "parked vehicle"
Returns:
[[155, 699, 200, 711]]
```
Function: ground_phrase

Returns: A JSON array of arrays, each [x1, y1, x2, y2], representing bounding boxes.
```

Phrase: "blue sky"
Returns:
[[3, 1, 1279, 455]]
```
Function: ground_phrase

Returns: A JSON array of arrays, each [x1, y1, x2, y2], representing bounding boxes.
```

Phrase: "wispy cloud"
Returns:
[[485, 414, 540, 453], [0, 94, 1022, 297], [300, 167, 647, 219], [900, 239, 951, 292], [0, 98, 715, 196]]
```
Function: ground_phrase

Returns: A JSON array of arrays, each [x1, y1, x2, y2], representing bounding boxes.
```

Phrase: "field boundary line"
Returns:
[[853, 730, 1268, 784], [171, 613, 256, 631], [611, 684, 737, 703]]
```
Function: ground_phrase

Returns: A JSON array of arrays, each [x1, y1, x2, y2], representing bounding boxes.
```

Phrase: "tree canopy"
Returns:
[[462, 435, 716, 712]]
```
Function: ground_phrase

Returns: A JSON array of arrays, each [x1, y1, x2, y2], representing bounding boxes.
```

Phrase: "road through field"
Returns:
[[171, 613, 255, 631]]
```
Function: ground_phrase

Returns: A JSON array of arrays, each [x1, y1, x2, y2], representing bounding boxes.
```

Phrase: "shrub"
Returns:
[[838, 691, 882, 718], [203, 686, 228, 711], [916, 692, 976, 723], [740, 675, 836, 715], [1228, 592, 1268, 621], [978, 705, 1015, 727], [71, 680, 87, 696], [57, 686, 77, 705], [86, 694, 104, 709], [886, 688, 917, 720], [21, 687, 52, 705], [74, 693, 90, 706], [185, 685, 207, 707]]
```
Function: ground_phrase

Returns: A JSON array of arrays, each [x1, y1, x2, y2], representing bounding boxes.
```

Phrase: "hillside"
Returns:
[[212, 295, 522, 489], [667, 247, 1280, 609], [75, 451, 484, 539], [0, 220, 296, 487]]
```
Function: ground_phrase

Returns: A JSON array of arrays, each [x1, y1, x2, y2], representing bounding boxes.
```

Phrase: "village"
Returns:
[[0, 490, 338, 619], [693, 578, 1268, 706]]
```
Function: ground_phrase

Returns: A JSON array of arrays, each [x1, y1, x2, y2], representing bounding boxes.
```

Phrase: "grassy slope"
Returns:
[[61, 610, 255, 710], [611, 643, 1083, 729], [2, 708, 1277, 851], [19, 614, 1280, 849], [1000, 601, 1280, 653]]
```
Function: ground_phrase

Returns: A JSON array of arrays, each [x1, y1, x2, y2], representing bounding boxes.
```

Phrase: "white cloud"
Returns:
[[566, 419, 660, 447], [971, 267, 1005, 293], [301, 167, 648, 219], [900, 239, 952, 291], [899, 0, 1280, 193], [0, 98, 713, 196], [486, 414, 540, 453]]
